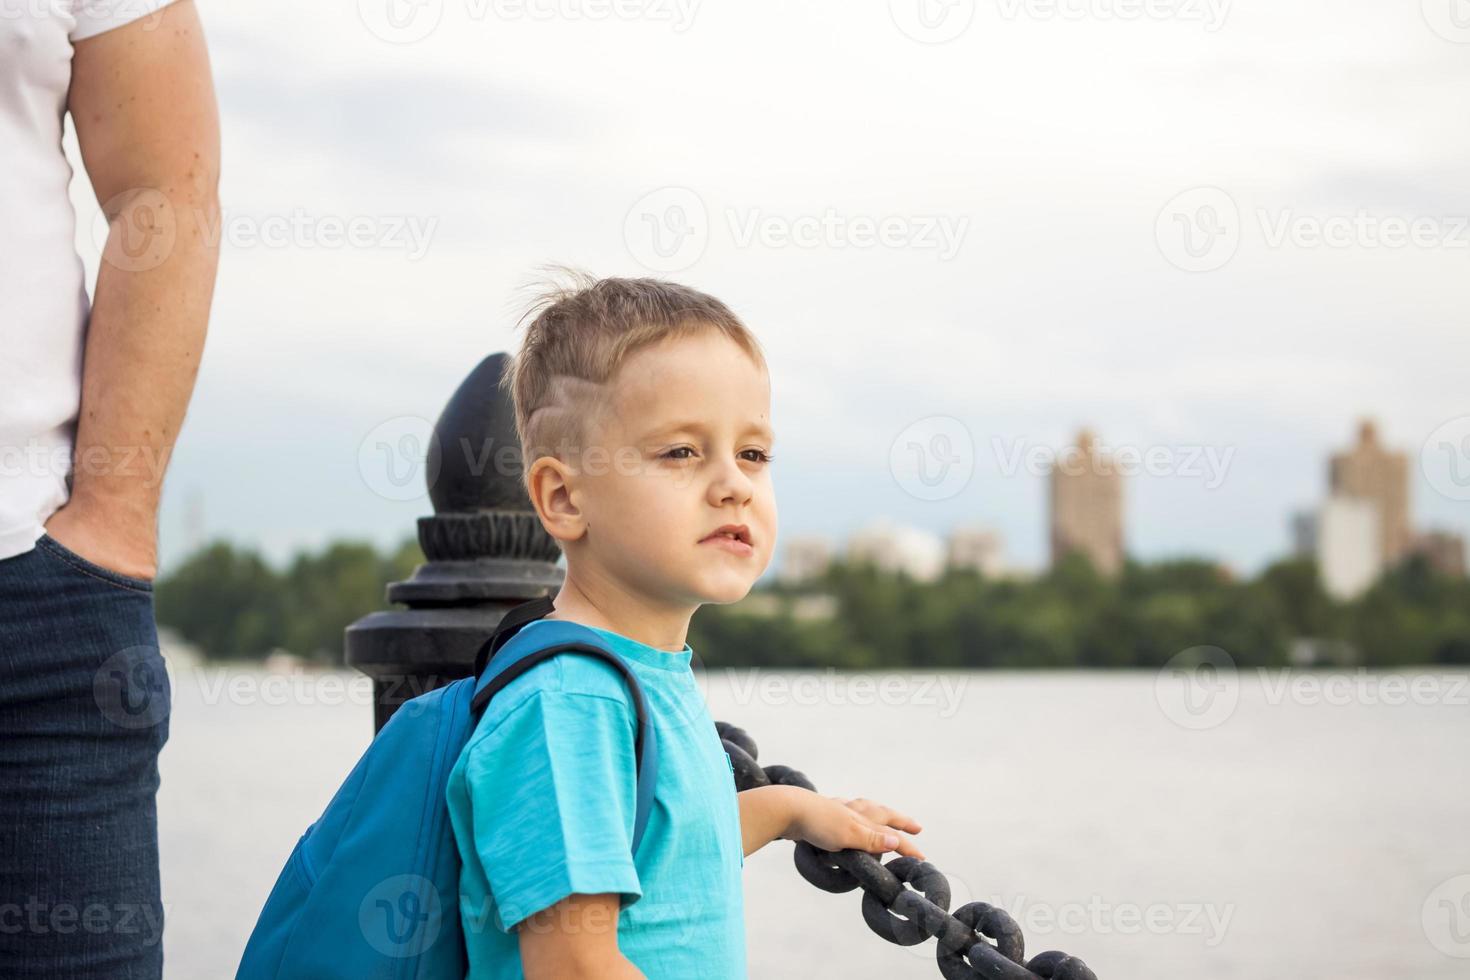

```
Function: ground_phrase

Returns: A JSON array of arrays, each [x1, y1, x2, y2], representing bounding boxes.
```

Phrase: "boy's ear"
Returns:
[[527, 455, 587, 545]]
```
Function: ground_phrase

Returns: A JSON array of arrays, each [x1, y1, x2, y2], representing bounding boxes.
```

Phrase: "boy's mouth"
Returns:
[[700, 524, 754, 555]]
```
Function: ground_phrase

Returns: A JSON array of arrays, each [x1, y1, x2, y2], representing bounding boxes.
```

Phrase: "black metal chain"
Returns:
[[717, 721, 1099, 980]]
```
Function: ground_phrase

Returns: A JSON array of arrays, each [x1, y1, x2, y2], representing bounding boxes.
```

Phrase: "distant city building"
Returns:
[[727, 592, 837, 621], [791, 593, 838, 621], [1410, 530, 1467, 579], [1290, 510, 1318, 560], [946, 525, 1005, 578], [1329, 419, 1412, 566], [1317, 494, 1382, 601], [846, 520, 946, 583], [778, 534, 833, 585], [1048, 429, 1125, 577]]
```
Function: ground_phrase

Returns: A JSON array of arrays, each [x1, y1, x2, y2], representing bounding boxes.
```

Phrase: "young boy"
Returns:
[[445, 272, 926, 979]]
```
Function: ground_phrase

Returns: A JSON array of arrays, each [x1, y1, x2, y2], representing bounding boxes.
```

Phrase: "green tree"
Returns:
[[155, 541, 284, 658]]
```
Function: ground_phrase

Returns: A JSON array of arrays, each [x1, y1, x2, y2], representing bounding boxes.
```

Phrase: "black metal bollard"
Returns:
[[345, 353, 563, 733]]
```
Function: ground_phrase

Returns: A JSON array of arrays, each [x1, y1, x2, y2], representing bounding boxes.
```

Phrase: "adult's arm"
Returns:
[[46, 0, 221, 581]]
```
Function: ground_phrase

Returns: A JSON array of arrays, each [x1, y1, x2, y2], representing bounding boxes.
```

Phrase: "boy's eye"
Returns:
[[661, 447, 774, 464]]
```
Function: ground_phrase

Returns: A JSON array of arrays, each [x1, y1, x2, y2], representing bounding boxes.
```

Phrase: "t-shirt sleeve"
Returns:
[[70, 0, 182, 42], [461, 687, 642, 935]]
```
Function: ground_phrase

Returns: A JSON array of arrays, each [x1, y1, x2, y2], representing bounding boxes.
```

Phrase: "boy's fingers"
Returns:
[[875, 808, 922, 834], [858, 834, 929, 863], [898, 834, 926, 860], [887, 811, 922, 833], [862, 825, 927, 862], [845, 799, 923, 834]]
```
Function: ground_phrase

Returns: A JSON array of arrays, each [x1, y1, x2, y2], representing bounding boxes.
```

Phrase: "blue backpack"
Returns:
[[235, 595, 661, 978]]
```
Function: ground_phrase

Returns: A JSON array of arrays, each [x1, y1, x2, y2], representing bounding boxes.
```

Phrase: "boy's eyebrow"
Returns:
[[643, 420, 775, 442]]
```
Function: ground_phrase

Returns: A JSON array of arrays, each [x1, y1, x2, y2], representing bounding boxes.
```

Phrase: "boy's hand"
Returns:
[[786, 792, 926, 861]]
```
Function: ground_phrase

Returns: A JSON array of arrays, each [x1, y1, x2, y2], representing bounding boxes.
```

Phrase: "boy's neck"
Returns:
[[545, 579, 694, 654]]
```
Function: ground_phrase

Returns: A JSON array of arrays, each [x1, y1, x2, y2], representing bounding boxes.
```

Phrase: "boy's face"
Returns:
[[568, 330, 776, 607]]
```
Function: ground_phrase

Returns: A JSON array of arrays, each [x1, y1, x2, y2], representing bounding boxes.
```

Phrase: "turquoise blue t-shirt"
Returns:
[[445, 619, 746, 978]]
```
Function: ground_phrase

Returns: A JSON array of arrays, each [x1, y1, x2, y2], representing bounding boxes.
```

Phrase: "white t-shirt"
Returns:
[[0, 0, 177, 561]]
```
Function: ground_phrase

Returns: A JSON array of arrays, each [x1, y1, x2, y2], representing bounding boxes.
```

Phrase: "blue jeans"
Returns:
[[0, 535, 171, 979]]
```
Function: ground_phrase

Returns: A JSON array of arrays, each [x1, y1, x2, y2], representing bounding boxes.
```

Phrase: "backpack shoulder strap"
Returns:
[[472, 594, 557, 677], [469, 607, 661, 857]]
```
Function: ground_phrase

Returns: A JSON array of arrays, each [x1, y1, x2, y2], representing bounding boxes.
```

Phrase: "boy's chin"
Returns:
[[690, 577, 757, 606]]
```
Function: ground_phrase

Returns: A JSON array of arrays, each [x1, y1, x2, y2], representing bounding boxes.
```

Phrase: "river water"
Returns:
[[157, 664, 1470, 978]]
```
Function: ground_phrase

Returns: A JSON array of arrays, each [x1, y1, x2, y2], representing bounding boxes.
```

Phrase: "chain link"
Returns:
[[718, 721, 1099, 980]]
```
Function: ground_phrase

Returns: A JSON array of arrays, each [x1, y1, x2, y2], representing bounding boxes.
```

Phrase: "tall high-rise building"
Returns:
[[1048, 429, 1125, 577], [1328, 419, 1411, 566]]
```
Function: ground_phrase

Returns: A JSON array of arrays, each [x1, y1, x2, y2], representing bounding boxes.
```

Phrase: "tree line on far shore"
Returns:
[[156, 539, 1470, 668]]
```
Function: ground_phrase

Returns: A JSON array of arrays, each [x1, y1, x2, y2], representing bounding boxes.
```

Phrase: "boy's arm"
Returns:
[[739, 784, 926, 861], [518, 893, 646, 980], [738, 785, 802, 857]]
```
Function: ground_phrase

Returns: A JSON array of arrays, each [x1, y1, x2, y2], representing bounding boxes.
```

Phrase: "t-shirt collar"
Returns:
[[581, 623, 694, 672]]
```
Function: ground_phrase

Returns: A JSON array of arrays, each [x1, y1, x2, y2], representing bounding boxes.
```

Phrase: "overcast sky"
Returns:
[[66, 0, 1470, 577]]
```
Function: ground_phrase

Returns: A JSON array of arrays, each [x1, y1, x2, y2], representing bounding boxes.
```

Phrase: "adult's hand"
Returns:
[[47, 0, 221, 582]]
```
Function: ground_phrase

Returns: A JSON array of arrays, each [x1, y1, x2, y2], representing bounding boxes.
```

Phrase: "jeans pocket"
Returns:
[[36, 533, 156, 594]]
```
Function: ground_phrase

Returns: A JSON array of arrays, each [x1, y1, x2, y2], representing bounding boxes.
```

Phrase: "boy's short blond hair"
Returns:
[[501, 270, 767, 497]]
